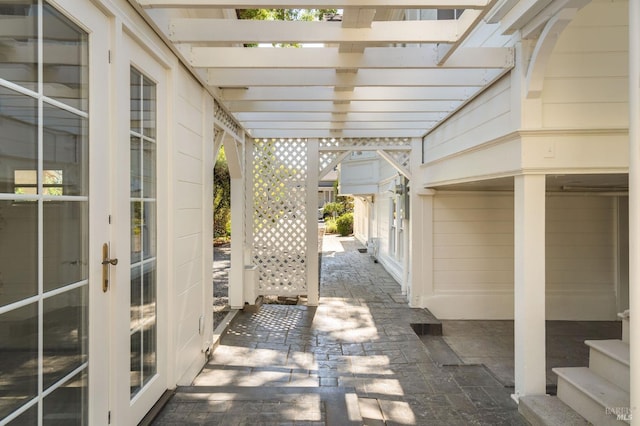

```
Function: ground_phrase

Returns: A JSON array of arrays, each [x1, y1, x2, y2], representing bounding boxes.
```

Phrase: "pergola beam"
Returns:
[[250, 129, 425, 138], [170, 19, 458, 44], [233, 111, 446, 121], [190, 46, 514, 69], [243, 121, 436, 129], [139, 0, 490, 9], [209, 68, 504, 87], [225, 100, 458, 112], [220, 86, 475, 101]]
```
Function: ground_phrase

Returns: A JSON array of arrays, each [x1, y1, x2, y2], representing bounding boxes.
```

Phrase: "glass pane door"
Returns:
[[0, 1, 89, 424], [129, 68, 157, 398]]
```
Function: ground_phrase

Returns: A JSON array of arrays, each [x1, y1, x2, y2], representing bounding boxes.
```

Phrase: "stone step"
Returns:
[[586, 339, 630, 392], [554, 367, 630, 426], [518, 395, 589, 426]]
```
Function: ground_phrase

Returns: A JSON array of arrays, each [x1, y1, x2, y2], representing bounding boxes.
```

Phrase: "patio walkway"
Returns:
[[152, 234, 526, 425]]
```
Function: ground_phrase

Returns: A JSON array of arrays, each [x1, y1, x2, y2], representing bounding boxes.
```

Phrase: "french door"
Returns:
[[0, 2, 166, 425], [108, 33, 167, 426], [0, 1, 111, 424]]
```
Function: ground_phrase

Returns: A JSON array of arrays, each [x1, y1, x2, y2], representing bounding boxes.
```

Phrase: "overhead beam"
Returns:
[[209, 68, 504, 87], [242, 121, 436, 130], [249, 129, 425, 138], [225, 100, 459, 112], [221, 86, 476, 101], [191, 46, 513, 69], [169, 19, 458, 44], [139, 0, 490, 9], [341, 7, 376, 28], [233, 111, 447, 121]]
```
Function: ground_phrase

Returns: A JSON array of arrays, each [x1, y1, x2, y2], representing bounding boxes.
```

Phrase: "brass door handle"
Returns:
[[102, 243, 118, 292]]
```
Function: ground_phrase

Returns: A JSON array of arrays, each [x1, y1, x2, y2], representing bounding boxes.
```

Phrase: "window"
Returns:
[[0, 2, 89, 424], [14, 170, 64, 195], [129, 67, 158, 398]]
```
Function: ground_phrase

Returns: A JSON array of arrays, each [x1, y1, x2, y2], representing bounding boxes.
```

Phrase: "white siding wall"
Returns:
[[426, 192, 618, 320], [423, 75, 514, 164], [546, 195, 618, 319], [353, 196, 369, 245], [430, 193, 515, 318], [172, 72, 214, 385], [373, 160, 404, 283], [541, 0, 629, 129]]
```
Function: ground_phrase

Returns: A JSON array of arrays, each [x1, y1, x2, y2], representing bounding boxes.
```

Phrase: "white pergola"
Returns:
[[130, 0, 515, 139]]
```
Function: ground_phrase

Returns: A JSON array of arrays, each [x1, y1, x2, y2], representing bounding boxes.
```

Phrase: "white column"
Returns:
[[228, 137, 249, 309], [409, 189, 434, 308], [307, 138, 320, 306], [228, 176, 244, 308], [629, 1, 639, 420], [513, 174, 547, 399]]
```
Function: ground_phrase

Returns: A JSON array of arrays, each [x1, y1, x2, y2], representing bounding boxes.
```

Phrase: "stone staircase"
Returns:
[[520, 311, 630, 426]]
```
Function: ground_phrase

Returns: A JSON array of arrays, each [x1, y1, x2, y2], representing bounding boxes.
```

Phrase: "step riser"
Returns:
[[589, 349, 630, 393], [622, 318, 629, 344], [557, 377, 629, 426]]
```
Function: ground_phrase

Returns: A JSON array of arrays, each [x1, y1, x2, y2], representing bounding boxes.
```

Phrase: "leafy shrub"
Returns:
[[323, 201, 345, 219], [324, 218, 338, 234], [336, 212, 353, 236]]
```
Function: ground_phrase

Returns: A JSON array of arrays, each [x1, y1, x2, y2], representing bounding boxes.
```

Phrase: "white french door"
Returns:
[[0, 0, 112, 425], [0, 2, 168, 424], [107, 33, 167, 426]]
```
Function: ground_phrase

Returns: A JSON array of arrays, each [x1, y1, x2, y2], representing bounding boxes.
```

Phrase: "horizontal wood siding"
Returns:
[[542, 0, 628, 129], [433, 194, 514, 293], [546, 196, 615, 293], [430, 193, 617, 319], [173, 71, 213, 385], [423, 75, 514, 163]]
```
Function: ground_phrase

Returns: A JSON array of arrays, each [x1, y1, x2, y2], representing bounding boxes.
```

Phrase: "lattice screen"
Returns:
[[251, 139, 308, 295], [319, 137, 412, 175]]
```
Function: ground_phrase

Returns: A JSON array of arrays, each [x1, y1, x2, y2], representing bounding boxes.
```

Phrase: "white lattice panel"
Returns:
[[319, 137, 411, 149], [319, 151, 339, 174], [386, 150, 411, 171], [251, 139, 308, 295], [214, 100, 241, 138]]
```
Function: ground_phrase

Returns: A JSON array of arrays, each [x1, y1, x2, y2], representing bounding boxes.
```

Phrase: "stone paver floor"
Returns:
[[153, 235, 527, 425]]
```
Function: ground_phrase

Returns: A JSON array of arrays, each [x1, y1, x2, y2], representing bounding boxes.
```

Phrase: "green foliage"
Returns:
[[336, 212, 354, 237], [324, 218, 337, 234], [237, 8, 337, 47], [214, 147, 231, 238], [322, 201, 344, 219]]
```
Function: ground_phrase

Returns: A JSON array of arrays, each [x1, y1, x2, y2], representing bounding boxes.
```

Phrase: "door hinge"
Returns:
[[108, 50, 112, 64], [108, 214, 112, 224], [108, 411, 111, 424]]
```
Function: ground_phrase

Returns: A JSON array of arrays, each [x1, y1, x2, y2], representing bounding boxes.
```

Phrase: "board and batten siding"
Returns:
[[427, 193, 618, 320], [542, 0, 628, 129], [172, 71, 215, 385]]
